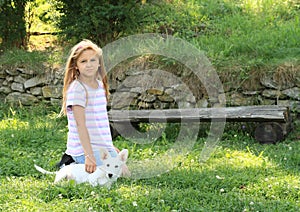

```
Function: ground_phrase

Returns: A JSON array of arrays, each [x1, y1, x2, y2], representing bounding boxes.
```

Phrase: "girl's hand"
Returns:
[[85, 155, 97, 173]]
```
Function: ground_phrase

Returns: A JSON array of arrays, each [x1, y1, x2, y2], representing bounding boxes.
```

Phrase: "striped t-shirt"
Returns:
[[65, 80, 114, 156]]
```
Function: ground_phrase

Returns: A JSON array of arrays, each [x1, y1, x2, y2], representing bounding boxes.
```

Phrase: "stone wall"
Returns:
[[0, 66, 64, 106], [0, 64, 299, 113]]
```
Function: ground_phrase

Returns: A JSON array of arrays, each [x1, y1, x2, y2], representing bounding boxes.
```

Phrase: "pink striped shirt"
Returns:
[[65, 80, 114, 156]]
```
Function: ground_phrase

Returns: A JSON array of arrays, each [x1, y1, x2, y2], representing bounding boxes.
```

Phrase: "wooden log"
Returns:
[[29, 31, 59, 36], [108, 106, 292, 143], [254, 122, 285, 144], [108, 105, 290, 123]]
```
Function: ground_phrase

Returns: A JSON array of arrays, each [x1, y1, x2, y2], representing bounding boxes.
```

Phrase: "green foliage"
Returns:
[[0, 0, 29, 49], [55, 0, 148, 46], [53, 0, 300, 75], [0, 0, 60, 50], [25, 0, 61, 33], [54, 0, 209, 46], [1, 0, 299, 80], [0, 103, 300, 211], [138, 1, 206, 39]]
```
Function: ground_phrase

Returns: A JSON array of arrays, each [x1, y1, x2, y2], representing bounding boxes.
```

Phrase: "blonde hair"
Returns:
[[60, 39, 110, 116]]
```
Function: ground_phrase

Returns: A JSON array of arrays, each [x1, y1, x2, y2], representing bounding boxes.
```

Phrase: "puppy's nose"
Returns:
[[108, 173, 113, 178]]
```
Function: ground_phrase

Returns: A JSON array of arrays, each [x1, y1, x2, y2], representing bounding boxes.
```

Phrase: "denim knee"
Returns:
[[71, 149, 117, 166]]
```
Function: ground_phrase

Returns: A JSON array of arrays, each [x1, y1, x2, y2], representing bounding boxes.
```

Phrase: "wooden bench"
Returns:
[[108, 105, 292, 144]]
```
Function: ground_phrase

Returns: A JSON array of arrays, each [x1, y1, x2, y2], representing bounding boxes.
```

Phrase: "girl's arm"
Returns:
[[73, 105, 97, 173]]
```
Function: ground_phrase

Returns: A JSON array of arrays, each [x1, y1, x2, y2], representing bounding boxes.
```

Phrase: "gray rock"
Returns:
[[226, 92, 255, 106], [196, 99, 209, 108], [147, 88, 164, 96], [260, 74, 278, 89], [5, 69, 19, 76], [242, 90, 260, 95], [30, 87, 42, 96], [24, 76, 47, 89], [14, 75, 27, 83], [138, 93, 156, 103], [2, 79, 9, 86], [110, 92, 138, 109], [42, 85, 63, 98], [0, 86, 11, 94], [277, 100, 300, 112], [158, 94, 174, 103], [6, 76, 14, 82], [11, 82, 24, 92], [282, 87, 300, 100], [17, 68, 35, 75], [262, 89, 285, 99], [122, 74, 153, 88], [5, 92, 39, 105]]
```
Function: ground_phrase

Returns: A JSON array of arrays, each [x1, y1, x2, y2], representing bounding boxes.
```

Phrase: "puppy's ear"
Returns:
[[118, 149, 128, 162], [99, 148, 110, 160]]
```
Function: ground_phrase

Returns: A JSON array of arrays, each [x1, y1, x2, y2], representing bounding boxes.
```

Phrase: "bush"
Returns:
[[55, 0, 206, 46], [55, 0, 148, 46], [0, 0, 28, 49]]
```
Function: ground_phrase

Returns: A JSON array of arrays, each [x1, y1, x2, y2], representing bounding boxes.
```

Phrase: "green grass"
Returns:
[[0, 48, 48, 72], [0, 1, 299, 210], [0, 45, 66, 74], [0, 104, 299, 211], [189, 0, 300, 70]]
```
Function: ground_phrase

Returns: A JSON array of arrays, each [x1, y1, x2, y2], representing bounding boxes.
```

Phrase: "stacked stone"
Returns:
[[108, 69, 199, 110], [0, 66, 299, 113], [224, 72, 300, 112], [0, 67, 63, 105]]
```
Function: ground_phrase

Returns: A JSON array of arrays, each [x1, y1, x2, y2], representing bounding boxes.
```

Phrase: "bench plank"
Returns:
[[108, 105, 290, 123]]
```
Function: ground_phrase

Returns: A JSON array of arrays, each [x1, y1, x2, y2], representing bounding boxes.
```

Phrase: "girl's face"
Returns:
[[76, 49, 100, 79]]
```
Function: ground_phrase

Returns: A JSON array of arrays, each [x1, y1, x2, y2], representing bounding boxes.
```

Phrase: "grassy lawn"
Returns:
[[0, 1, 299, 211], [0, 104, 299, 211]]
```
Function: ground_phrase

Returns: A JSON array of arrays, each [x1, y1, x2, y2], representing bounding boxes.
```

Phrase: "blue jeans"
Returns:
[[72, 149, 118, 166]]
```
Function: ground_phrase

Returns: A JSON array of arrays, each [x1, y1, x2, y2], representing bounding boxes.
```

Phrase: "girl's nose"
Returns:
[[86, 61, 93, 66]]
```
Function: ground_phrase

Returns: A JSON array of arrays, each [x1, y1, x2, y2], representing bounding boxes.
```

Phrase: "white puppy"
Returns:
[[34, 148, 128, 188]]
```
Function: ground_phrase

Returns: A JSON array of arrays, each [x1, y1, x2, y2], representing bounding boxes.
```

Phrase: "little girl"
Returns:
[[59, 39, 128, 175]]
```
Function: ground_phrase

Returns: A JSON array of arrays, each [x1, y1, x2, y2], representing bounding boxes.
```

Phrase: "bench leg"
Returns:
[[254, 122, 291, 144]]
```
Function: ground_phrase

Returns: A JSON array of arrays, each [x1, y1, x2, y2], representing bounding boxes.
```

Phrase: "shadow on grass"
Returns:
[[35, 162, 300, 211], [0, 103, 299, 211]]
